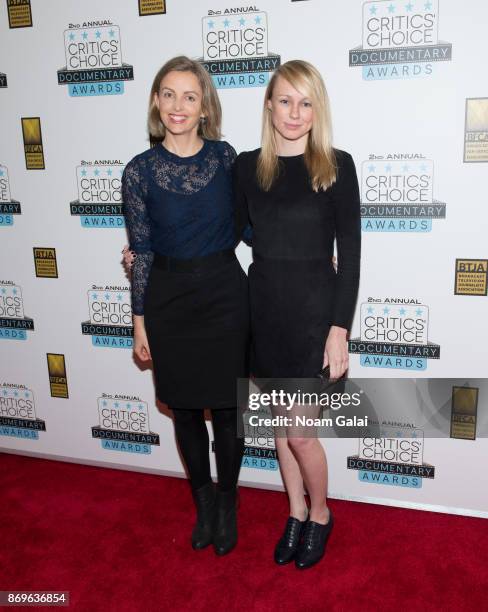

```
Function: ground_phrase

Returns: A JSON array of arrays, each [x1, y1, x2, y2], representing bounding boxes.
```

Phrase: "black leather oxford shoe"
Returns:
[[295, 508, 334, 569], [274, 515, 308, 565]]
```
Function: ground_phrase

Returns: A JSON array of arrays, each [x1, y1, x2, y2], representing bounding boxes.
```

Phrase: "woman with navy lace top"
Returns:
[[121, 56, 249, 556]]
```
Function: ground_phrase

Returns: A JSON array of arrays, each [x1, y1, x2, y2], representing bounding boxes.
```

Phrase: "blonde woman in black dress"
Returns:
[[233, 60, 361, 569]]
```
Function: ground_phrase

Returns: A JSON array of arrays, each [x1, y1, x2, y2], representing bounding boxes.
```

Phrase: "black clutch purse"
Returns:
[[316, 365, 346, 392]]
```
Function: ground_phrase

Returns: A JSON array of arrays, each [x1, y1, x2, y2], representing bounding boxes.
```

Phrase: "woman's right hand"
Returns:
[[122, 244, 136, 272], [133, 318, 152, 362]]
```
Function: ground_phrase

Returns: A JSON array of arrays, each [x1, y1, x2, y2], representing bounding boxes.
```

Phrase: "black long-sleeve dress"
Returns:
[[233, 148, 361, 379]]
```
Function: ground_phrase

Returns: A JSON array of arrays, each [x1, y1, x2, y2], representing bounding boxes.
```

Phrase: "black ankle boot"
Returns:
[[295, 509, 334, 569], [274, 514, 308, 565], [191, 481, 216, 550], [213, 487, 238, 555]]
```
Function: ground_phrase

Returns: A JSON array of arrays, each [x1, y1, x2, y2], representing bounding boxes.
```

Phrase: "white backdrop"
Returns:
[[1, 0, 487, 518]]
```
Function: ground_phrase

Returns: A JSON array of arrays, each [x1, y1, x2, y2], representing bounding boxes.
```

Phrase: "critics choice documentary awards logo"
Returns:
[[347, 425, 435, 488], [91, 394, 160, 454], [57, 21, 134, 97], [361, 154, 446, 232], [349, 0, 452, 80], [0, 282, 34, 341], [0, 165, 22, 227], [0, 383, 46, 441], [81, 286, 133, 349], [69, 161, 124, 228], [200, 6, 280, 88], [243, 405, 278, 470], [349, 297, 440, 370]]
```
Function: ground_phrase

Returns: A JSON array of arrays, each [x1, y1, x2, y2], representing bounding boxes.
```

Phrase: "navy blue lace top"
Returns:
[[122, 139, 241, 315]]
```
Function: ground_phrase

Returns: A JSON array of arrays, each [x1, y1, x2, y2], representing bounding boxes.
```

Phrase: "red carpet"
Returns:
[[1, 452, 486, 611]]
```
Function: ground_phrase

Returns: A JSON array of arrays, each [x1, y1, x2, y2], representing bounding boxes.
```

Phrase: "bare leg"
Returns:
[[287, 436, 330, 524], [285, 402, 330, 525], [275, 436, 308, 521]]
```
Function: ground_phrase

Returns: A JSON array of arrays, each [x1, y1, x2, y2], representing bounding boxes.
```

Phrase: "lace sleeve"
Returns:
[[122, 157, 154, 316], [221, 141, 237, 171]]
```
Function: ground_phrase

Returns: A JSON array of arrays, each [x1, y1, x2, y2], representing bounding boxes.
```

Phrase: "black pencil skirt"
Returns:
[[143, 250, 249, 410]]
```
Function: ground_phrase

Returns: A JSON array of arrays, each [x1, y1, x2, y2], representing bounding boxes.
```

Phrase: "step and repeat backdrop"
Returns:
[[1, 0, 487, 517]]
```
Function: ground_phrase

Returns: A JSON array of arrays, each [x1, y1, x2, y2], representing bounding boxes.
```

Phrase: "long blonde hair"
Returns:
[[147, 56, 221, 141], [257, 60, 336, 192]]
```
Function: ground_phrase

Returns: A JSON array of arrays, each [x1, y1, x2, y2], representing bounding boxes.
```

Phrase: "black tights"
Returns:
[[172, 407, 244, 492]]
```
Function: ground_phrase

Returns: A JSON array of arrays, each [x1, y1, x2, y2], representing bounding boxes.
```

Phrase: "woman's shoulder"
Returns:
[[124, 145, 157, 174], [332, 147, 355, 167], [210, 139, 237, 165], [235, 147, 260, 167]]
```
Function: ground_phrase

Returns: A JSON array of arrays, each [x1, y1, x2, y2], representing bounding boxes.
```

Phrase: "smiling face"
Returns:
[[153, 70, 204, 138], [267, 74, 313, 146]]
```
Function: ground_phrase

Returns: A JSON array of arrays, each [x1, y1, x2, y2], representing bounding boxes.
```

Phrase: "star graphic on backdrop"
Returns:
[[405, 2, 414, 11], [239, 17, 246, 26], [3, 389, 8, 396], [92, 293, 98, 300], [402, 165, 409, 172], [14, 390, 19, 397], [424, 1, 432, 9], [1, 288, 6, 294], [126, 403, 131, 409], [25, 392, 30, 398], [255, 16, 262, 24], [104, 293, 110, 300], [82, 31, 88, 40], [107, 169, 112, 176], [138, 404, 144, 410], [102, 400, 107, 407], [114, 402, 119, 408], [223, 19, 230, 27], [117, 294, 122, 301], [412, 431, 418, 438], [385, 164, 392, 172], [81, 169, 87, 176], [420, 164, 427, 172], [388, 3, 396, 13], [368, 165, 376, 173], [383, 307, 390, 314], [0, 169, 4, 176], [367, 306, 374, 314], [95, 30, 102, 39], [12, 288, 17, 295], [94, 169, 100, 176], [69, 32, 75, 41], [208, 20, 214, 29], [399, 307, 406, 315], [396, 431, 402, 437], [369, 4, 377, 14], [416, 308, 423, 316], [109, 29, 115, 38]]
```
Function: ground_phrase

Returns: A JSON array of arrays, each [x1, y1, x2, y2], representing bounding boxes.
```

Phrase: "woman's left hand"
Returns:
[[323, 325, 349, 379]]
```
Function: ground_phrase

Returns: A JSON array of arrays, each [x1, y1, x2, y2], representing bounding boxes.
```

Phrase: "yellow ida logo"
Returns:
[[450, 386, 478, 441], [7, 0, 32, 28], [464, 98, 488, 163], [138, 0, 166, 16], [46, 353, 69, 398], [21, 117, 45, 170]]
